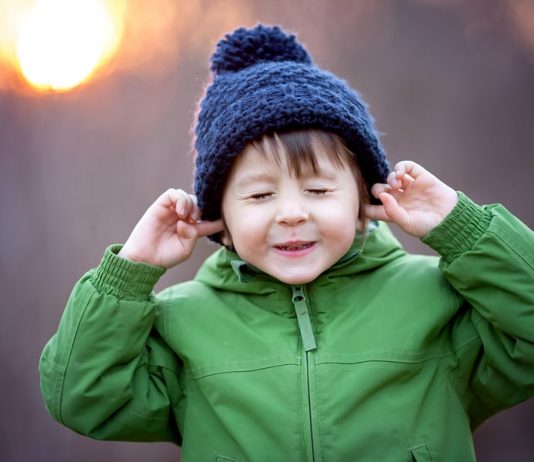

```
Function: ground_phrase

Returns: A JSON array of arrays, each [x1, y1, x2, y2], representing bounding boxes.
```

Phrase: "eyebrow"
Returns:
[[235, 166, 341, 188], [294, 165, 341, 182], [236, 173, 278, 188], [309, 168, 339, 181]]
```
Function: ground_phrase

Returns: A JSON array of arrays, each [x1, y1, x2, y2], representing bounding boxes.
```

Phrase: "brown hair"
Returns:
[[250, 129, 370, 228]]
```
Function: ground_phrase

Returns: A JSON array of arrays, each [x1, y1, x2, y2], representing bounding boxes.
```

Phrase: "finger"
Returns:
[[378, 192, 409, 226], [174, 192, 203, 226], [160, 188, 184, 207], [194, 219, 225, 238], [176, 220, 198, 240], [190, 196, 202, 222], [370, 182, 391, 200], [182, 194, 203, 223], [158, 188, 188, 218], [394, 161, 427, 180], [173, 191, 198, 224], [176, 190, 194, 219], [364, 204, 390, 222], [386, 171, 402, 190], [395, 171, 415, 190]]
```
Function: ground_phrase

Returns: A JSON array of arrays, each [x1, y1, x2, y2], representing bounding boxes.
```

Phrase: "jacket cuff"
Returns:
[[421, 192, 492, 263], [90, 244, 166, 301]]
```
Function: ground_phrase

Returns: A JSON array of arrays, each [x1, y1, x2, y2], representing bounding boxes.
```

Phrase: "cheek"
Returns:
[[317, 202, 359, 241], [324, 217, 357, 241], [225, 207, 270, 248], [321, 198, 359, 224]]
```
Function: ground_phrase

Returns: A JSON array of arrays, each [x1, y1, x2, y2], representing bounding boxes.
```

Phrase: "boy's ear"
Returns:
[[221, 232, 233, 248], [356, 215, 369, 233], [220, 220, 234, 249]]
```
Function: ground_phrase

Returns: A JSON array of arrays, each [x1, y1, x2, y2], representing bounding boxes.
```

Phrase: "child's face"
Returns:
[[221, 141, 360, 285]]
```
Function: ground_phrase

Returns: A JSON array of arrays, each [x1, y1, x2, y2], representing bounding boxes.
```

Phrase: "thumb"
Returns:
[[378, 192, 409, 226]]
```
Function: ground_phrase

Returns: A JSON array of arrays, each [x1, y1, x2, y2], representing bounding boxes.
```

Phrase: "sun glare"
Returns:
[[16, 0, 124, 92]]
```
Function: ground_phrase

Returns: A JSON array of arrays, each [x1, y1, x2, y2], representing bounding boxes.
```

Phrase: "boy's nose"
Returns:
[[275, 200, 309, 226]]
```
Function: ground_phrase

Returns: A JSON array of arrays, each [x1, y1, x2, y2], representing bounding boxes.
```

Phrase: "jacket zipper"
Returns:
[[292, 285, 318, 462]]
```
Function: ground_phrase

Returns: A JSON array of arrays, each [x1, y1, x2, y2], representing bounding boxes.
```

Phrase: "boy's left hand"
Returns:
[[364, 161, 458, 237]]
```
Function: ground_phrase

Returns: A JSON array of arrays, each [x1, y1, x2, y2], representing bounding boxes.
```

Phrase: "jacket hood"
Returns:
[[195, 221, 406, 294]]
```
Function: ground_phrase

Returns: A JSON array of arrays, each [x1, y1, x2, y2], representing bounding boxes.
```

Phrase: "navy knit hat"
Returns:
[[194, 24, 390, 238]]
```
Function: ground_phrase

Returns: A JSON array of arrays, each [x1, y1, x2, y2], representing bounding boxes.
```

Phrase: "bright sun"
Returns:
[[16, 0, 123, 92]]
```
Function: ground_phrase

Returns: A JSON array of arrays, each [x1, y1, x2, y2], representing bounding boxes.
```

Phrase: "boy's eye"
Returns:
[[307, 189, 329, 195], [249, 192, 274, 200]]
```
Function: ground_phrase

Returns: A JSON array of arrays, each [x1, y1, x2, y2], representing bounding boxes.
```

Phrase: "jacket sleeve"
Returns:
[[39, 244, 182, 443], [421, 192, 534, 427]]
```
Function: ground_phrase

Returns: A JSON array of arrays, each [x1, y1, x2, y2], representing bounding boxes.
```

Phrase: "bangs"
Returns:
[[250, 129, 349, 178], [249, 128, 370, 223]]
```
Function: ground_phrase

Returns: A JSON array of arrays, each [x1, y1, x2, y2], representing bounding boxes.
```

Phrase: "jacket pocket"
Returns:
[[410, 443, 433, 462], [216, 456, 234, 462]]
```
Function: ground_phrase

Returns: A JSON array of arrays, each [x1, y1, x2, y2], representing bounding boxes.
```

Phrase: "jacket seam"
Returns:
[[314, 352, 324, 462], [122, 407, 171, 421], [457, 335, 482, 351], [316, 352, 455, 365], [190, 361, 300, 380], [409, 443, 433, 461], [161, 302, 170, 345], [487, 229, 534, 271], [152, 363, 180, 374], [57, 288, 97, 424], [446, 333, 499, 422], [464, 314, 529, 412], [298, 353, 306, 459]]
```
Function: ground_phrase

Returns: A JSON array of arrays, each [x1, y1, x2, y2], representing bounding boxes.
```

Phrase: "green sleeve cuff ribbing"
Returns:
[[90, 244, 166, 301], [421, 192, 492, 263]]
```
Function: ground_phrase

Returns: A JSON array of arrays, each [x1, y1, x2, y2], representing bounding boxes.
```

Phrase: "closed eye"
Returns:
[[307, 189, 329, 195], [248, 192, 274, 200]]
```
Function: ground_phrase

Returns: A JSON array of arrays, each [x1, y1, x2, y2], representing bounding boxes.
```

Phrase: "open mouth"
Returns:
[[274, 242, 315, 251], [272, 241, 316, 257]]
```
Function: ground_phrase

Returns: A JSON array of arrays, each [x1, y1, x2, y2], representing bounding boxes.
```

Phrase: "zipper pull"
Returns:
[[291, 286, 317, 352]]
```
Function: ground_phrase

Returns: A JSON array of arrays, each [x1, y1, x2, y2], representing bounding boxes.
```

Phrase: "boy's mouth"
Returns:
[[274, 242, 314, 250], [272, 241, 316, 255]]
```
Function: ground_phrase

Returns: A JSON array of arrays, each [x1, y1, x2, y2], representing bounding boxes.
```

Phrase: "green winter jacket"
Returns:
[[40, 193, 534, 461]]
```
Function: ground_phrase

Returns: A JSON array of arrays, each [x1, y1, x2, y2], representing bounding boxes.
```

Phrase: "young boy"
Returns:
[[40, 24, 534, 461]]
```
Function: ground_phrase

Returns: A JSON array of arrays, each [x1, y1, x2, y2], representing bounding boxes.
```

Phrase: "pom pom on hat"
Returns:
[[194, 24, 391, 242], [210, 24, 312, 74]]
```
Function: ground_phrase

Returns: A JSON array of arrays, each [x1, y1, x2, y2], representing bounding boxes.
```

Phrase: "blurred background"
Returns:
[[1, 0, 533, 460]]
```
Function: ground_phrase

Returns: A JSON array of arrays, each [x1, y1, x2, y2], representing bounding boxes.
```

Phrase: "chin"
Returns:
[[275, 272, 318, 285]]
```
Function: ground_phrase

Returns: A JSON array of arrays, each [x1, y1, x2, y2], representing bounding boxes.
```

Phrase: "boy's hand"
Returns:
[[364, 161, 458, 237], [118, 189, 223, 268]]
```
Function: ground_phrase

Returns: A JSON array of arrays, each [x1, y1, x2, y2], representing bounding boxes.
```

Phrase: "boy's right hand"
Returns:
[[118, 189, 224, 268]]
